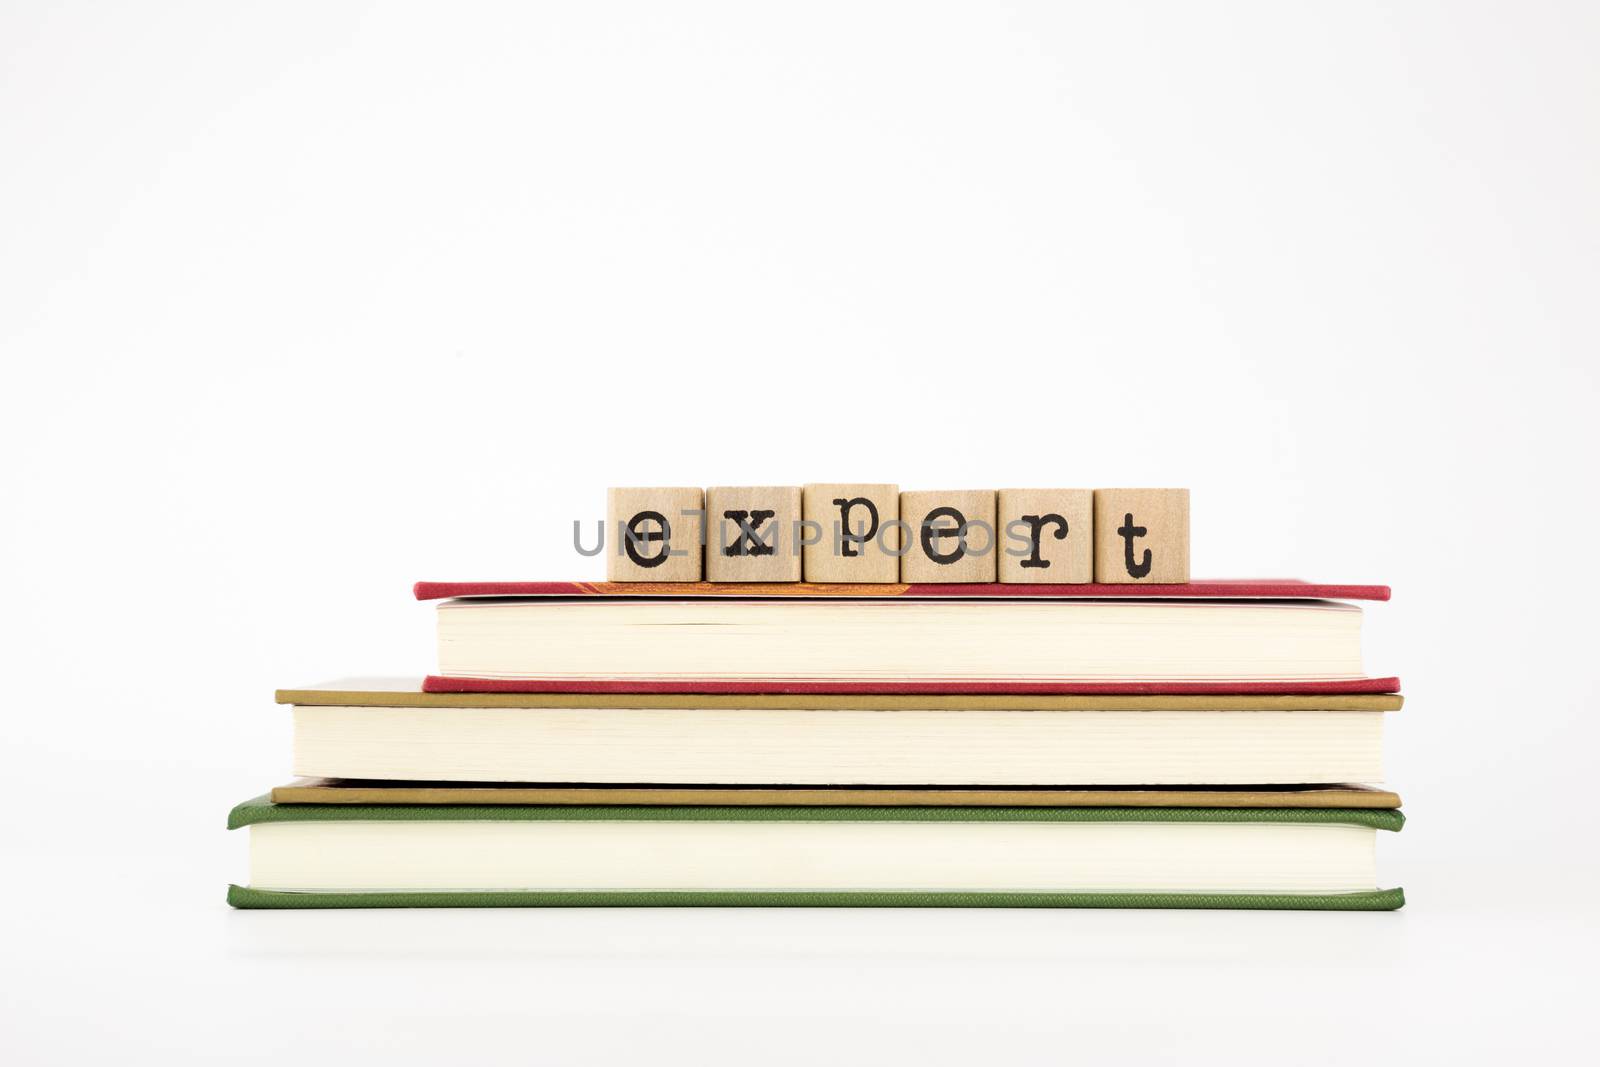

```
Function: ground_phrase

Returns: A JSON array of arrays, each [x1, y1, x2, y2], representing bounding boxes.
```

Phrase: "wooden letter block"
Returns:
[[1093, 488, 1189, 583], [606, 487, 705, 582], [801, 483, 900, 583], [997, 489, 1093, 583], [706, 486, 803, 582], [899, 490, 997, 583]]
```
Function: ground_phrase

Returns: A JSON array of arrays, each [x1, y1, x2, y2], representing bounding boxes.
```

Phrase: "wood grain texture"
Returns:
[[899, 490, 998, 582], [1093, 488, 1190, 583], [606, 487, 705, 582], [271, 778, 1402, 809], [705, 486, 803, 582], [998, 488, 1094, 583], [802, 483, 901, 582]]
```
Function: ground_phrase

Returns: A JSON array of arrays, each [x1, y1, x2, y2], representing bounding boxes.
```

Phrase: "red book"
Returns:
[[422, 677, 1400, 695], [415, 578, 1391, 602], [416, 580, 1397, 696]]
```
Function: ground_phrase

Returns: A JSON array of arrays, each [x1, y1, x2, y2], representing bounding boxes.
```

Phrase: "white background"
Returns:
[[3, 1, 1597, 1062]]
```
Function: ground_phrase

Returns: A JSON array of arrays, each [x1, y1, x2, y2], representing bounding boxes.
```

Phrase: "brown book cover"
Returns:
[[277, 678, 1404, 712], [270, 778, 1401, 809]]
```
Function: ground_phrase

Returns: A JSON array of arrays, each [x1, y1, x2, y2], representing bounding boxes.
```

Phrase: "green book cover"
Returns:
[[227, 796, 1405, 911]]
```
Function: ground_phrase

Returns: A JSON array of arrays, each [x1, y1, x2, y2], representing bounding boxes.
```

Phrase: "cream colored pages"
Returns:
[[436, 598, 1365, 681], [292, 705, 1384, 785], [250, 820, 1379, 894]]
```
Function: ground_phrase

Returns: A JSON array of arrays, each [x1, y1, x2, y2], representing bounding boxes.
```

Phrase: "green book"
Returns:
[[227, 796, 1405, 911]]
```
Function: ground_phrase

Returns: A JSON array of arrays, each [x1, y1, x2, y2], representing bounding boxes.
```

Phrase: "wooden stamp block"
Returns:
[[802, 483, 900, 583], [606, 487, 705, 582], [1093, 488, 1189, 583], [899, 490, 998, 583], [997, 489, 1093, 583], [706, 486, 803, 582]]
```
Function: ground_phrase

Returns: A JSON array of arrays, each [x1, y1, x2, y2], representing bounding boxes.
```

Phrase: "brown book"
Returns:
[[277, 680, 1399, 788], [278, 677, 1403, 712], [271, 778, 1400, 809]]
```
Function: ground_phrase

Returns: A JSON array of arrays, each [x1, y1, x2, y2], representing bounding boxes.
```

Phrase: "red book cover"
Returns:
[[421, 676, 1403, 695], [414, 579, 1391, 601]]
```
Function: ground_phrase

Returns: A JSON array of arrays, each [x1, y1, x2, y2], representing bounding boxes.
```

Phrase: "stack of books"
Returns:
[[229, 574, 1404, 911]]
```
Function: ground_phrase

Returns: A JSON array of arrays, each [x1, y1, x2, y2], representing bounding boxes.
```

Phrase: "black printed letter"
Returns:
[[921, 506, 967, 565], [624, 511, 671, 568], [1018, 513, 1068, 569], [723, 510, 777, 557], [1118, 513, 1151, 578], [832, 497, 880, 558]]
